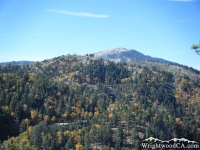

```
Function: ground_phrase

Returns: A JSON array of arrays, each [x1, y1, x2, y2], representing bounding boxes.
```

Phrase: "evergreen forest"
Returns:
[[0, 55, 200, 150]]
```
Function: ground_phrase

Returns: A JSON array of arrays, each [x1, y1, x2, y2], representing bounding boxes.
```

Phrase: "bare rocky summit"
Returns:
[[94, 47, 177, 64]]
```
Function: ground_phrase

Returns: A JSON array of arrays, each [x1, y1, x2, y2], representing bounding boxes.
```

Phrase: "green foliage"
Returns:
[[3, 140, 38, 150], [114, 124, 123, 149], [191, 43, 200, 55], [65, 136, 74, 150], [84, 133, 90, 149], [19, 120, 27, 133], [29, 122, 47, 148]]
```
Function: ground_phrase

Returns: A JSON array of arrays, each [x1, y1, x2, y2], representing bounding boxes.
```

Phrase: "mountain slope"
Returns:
[[94, 47, 177, 64], [1, 54, 200, 149]]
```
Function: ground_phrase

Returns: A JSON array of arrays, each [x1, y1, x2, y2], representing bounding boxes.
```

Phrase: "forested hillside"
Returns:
[[0, 61, 35, 66], [0, 55, 200, 150]]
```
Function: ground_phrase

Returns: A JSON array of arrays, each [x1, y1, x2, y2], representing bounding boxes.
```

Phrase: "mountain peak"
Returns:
[[94, 47, 176, 64], [94, 47, 129, 57], [106, 47, 129, 53]]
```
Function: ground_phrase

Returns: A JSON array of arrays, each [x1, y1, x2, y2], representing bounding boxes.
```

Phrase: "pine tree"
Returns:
[[114, 124, 123, 149], [135, 139, 140, 150], [20, 119, 27, 133], [65, 136, 74, 150], [58, 99, 64, 115], [50, 138, 57, 150], [15, 103, 23, 123], [84, 133, 90, 150], [131, 125, 139, 148]]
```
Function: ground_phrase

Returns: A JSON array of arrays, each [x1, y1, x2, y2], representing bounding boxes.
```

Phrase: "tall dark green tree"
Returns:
[[19, 119, 27, 133], [131, 125, 140, 149], [84, 133, 90, 150], [114, 124, 123, 150], [65, 136, 74, 150]]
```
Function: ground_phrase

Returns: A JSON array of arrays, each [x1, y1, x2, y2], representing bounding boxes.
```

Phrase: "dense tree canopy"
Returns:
[[0, 55, 200, 149]]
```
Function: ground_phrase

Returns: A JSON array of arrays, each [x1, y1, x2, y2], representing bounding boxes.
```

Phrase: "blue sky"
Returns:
[[0, 0, 200, 70]]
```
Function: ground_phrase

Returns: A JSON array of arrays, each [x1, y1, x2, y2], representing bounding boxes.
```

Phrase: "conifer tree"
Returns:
[[65, 136, 74, 150]]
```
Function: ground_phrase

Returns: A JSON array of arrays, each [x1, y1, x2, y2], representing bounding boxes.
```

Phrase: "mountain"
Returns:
[[94, 47, 177, 64], [94, 47, 200, 77], [0, 53, 200, 149], [0, 61, 35, 66]]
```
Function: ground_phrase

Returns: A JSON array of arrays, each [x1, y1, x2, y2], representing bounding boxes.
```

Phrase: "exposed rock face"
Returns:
[[94, 47, 176, 64]]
